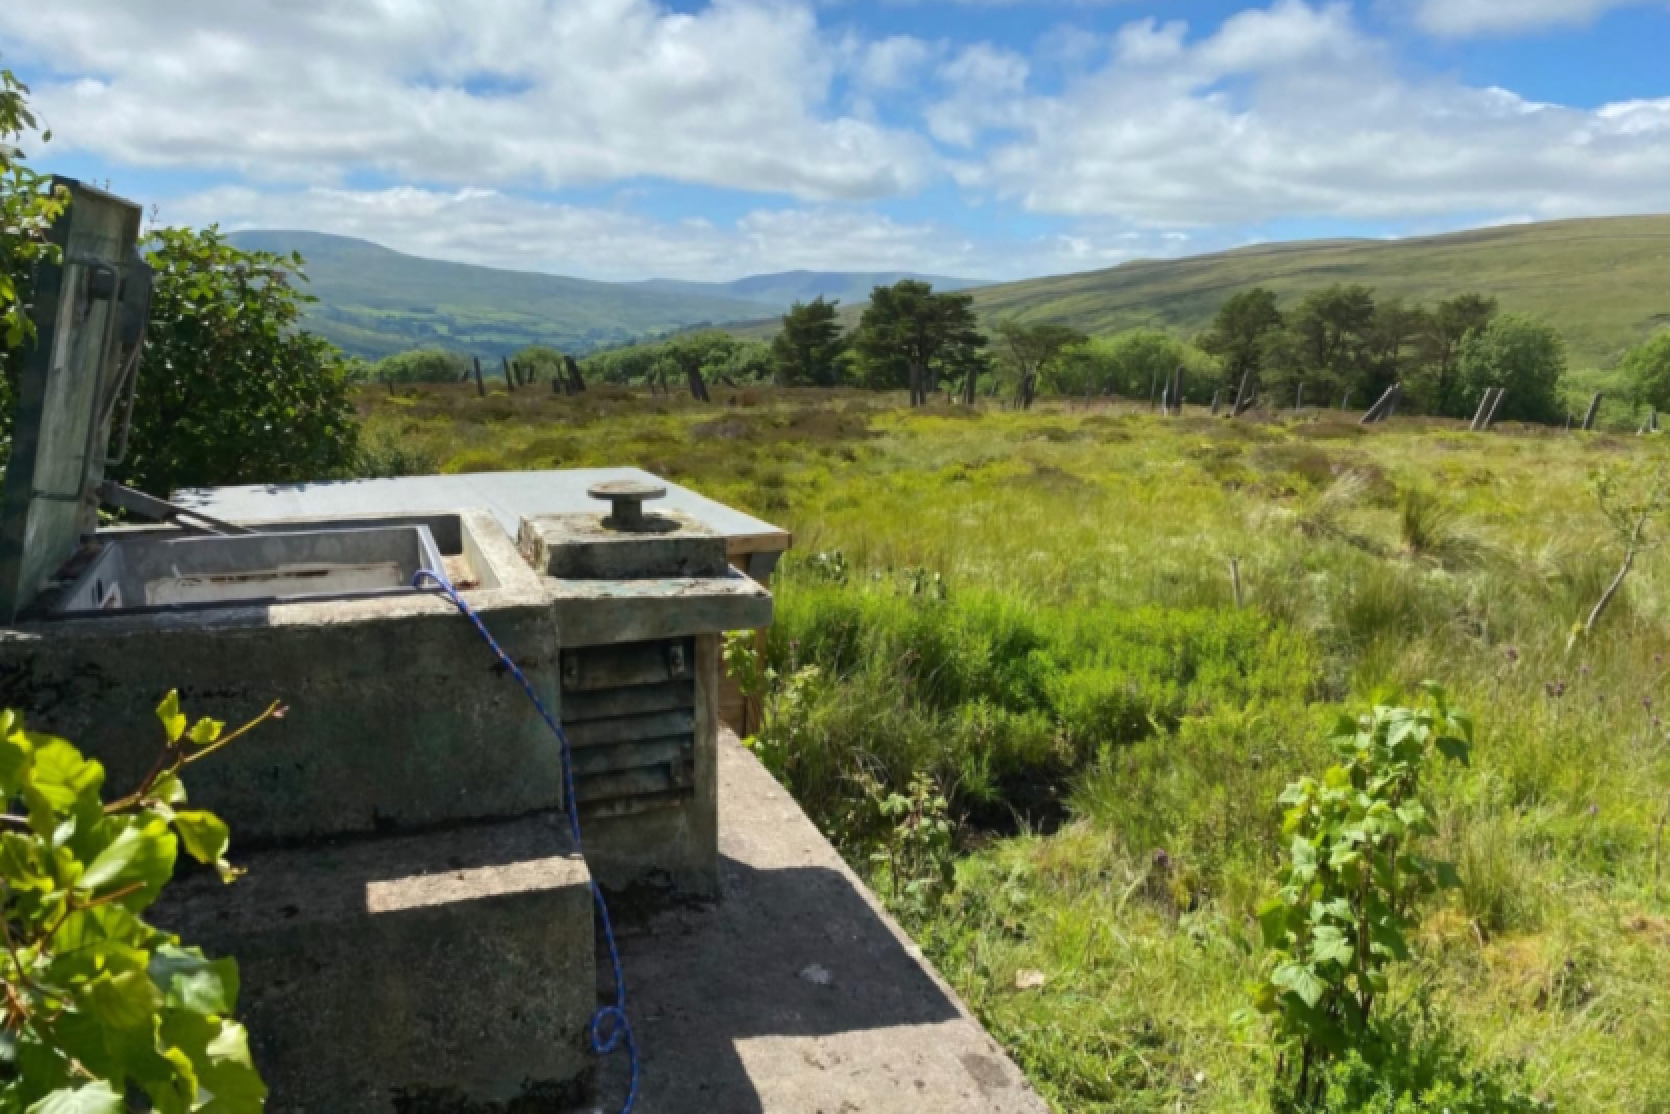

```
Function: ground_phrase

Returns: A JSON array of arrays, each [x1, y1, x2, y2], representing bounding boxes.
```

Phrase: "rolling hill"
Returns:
[[972, 217, 1670, 367], [226, 231, 986, 361], [631, 270, 987, 308], [728, 215, 1670, 367], [228, 230, 768, 360]]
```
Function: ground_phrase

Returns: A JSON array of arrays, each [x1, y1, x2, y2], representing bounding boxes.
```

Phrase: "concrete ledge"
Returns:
[[545, 571, 772, 648], [155, 813, 596, 1114], [587, 734, 1048, 1113]]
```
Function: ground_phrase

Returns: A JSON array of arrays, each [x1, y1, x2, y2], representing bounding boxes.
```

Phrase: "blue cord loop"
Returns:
[[413, 568, 640, 1112]]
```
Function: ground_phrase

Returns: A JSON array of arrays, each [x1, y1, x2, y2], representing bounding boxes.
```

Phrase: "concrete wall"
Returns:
[[0, 510, 568, 845]]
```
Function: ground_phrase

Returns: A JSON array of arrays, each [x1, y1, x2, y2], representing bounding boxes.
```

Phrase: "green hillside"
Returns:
[[730, 216, 1670, 367], [633, 270, 987, 307], [228, 230, 769, 361], [968, 216, 1670, 367]]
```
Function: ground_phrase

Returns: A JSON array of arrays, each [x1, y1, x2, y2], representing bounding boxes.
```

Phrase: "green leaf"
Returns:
[[1311, 924, 1354, 966], [1272, 961, 1327, 1008], [165, 1016, 267, 1113], [78, 969, 160, 1032], [0, 727, 32, 795], [1435, 735, 1471, 766], [172, 811, 230, 869], [77, 819, 177, 904], [25, 1083, 124, 1114], [151, 775, 189, 805], [150, 946, 239, 1016], [156, 691, 187, 745], [28, 739, 103, 814], [1256, 899, 1289, 949], [187, 718, 224, 747]]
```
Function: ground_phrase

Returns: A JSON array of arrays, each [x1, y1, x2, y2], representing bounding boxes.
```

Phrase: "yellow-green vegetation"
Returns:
[[361, 383, 1670, 1113]]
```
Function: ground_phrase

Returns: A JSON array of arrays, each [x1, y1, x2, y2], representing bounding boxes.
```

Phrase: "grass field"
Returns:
[[363, 385, 1670, 1112]]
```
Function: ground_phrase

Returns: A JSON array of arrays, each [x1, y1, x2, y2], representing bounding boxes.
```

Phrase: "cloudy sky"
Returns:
[[3, 0, 1669, 282]]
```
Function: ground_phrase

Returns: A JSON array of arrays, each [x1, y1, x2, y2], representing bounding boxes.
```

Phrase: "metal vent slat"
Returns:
[[561, 638, 699, 816]]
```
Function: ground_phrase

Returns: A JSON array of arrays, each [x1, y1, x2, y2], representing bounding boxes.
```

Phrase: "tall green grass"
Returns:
[[360, 386, 1670, 1112]]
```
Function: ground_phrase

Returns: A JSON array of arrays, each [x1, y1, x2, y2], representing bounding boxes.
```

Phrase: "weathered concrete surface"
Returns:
[[0, 510, 570, 844], [585, 734, 1049, 1113], [544, 571, 771, 649], [154, 813, 596, 1114], [180, 468, 792, 561], [520, 512, 730, 580]]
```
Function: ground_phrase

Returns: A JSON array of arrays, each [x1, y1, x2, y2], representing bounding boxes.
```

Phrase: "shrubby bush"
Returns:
[[1456, 315, 1567, 425], [1619, 329, 1670, 413], [370, 347, 470, 385]]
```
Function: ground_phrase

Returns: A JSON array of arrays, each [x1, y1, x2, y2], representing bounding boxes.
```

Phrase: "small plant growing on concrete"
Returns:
[[0, 691, 279, 1112], [1246, 684, 1472, 1108]]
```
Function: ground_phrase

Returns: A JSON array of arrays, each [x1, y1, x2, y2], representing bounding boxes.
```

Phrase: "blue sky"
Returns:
[[4, 0, 1669, 282]]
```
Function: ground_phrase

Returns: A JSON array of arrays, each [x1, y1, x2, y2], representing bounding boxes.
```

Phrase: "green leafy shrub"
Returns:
[[1249, 684, 1473, 1107], [124, 227, 361, 496], [1316, 1011, 1545, 1114], [863, 771, 957, 925], [0, 693, 276, 1112]]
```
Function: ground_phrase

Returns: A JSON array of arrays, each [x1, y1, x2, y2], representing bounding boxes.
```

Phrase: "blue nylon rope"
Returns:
[[413, 568, 640, 1112]]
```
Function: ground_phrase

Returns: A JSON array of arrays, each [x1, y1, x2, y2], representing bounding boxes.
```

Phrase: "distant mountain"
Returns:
[[726, 215, 1670, 367], [224, 231, 765, 361], [226, 231, 989, 362], [631, 270, 989, 309]]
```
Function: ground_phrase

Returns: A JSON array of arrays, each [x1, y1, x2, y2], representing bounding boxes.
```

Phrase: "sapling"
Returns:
[[1245, 684, 1472, 1108], [1569, 452, 1670, 652]]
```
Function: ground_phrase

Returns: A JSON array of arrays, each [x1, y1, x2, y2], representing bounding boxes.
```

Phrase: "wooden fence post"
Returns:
[[1581, 392, 1603, 431], [502, 356, 516, 392], [1360, 383, 1401, 425], [1470, 388, 1495, 431], [1483, 388, 1505, 430], [472, 357, 485, 397], [1232, 369, 1255, 417], [1209, 389, 1222, 416], [566, 355, 587, 394]]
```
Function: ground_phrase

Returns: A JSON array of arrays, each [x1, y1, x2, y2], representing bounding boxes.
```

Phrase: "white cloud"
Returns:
[[856, 35, 936, 90], [0, 0, 931, 201], [167, 184, 1178, 280], [926, 44, 1031, 146], [1408, 0, 1652, 37], [939, 0, 1670, 225]]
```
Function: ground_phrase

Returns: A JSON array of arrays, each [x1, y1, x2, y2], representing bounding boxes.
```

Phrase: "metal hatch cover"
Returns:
[[0, 179, 147, 621]]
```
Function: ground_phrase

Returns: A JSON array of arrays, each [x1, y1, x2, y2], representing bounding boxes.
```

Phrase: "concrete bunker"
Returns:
[[0, 178, 1047, 1113], [0, 180, 772, 1109]]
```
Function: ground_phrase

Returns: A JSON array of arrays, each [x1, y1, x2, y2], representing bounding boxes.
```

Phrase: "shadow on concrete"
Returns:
[[587, 854, 965, 1112]]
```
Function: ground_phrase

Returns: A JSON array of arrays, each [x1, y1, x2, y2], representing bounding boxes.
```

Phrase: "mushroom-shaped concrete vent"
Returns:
[[588, 480, 667, 532]]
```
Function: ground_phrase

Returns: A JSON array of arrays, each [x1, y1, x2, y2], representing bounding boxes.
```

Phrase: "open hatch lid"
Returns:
[[0, 179, 150, 621]]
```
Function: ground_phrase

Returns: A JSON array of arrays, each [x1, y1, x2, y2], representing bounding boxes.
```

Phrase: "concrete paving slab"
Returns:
[[178, 468, 791, 558], [585, 733, 1048, 1114]]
